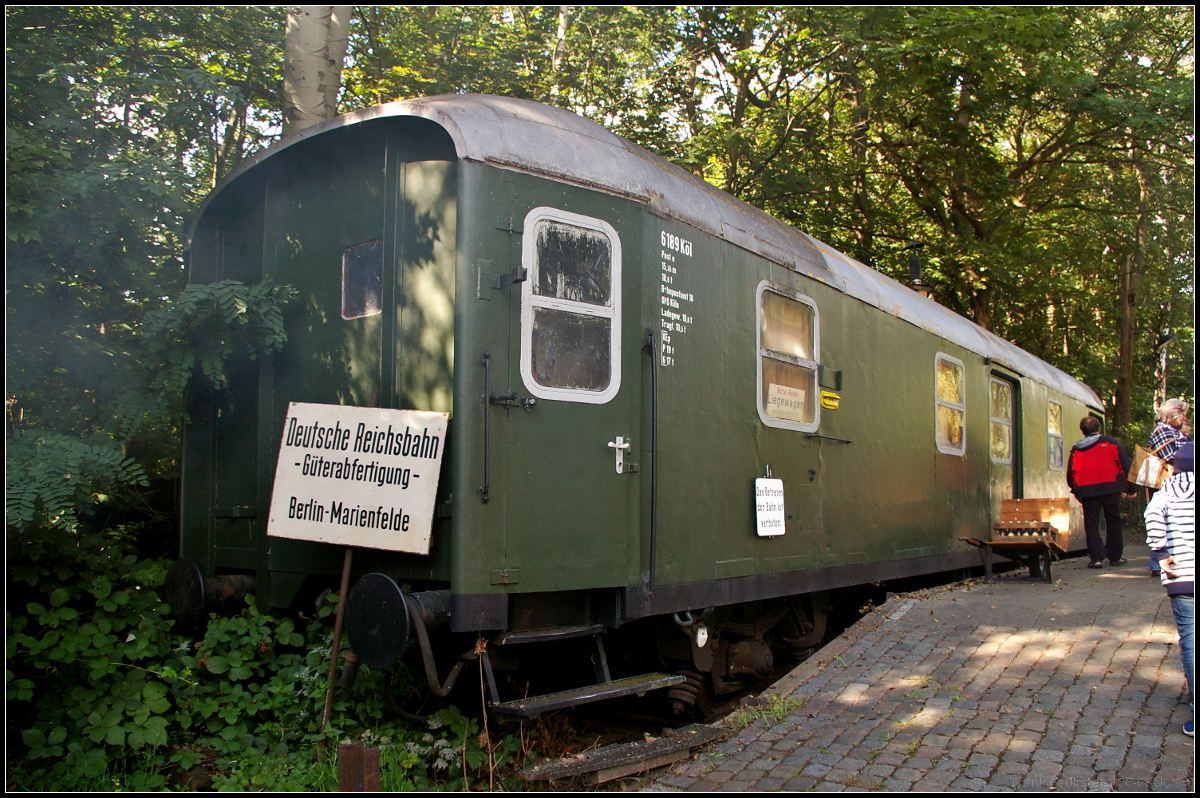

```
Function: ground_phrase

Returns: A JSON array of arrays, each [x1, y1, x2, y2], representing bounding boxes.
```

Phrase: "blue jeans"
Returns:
[[1171, 593, 1195, 703]]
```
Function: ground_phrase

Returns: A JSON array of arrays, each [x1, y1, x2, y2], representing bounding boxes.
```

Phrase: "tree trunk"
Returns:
[[282, 6, 353, 137], [549, 6, 572, 99], [841, 69, 873, 257], [1115, 144, 1150, 432], [1154, 309, 1171, 411]]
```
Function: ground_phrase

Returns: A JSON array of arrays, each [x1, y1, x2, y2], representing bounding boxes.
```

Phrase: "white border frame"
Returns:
[[519, 207, 622, 404], [755, 280, 821, 433], [1047, 399, 1065, 471], [935, 352, 967, 456], [988, 376, 1014, 465]]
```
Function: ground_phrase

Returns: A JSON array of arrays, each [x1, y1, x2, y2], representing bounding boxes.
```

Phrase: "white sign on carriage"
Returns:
[[267, 402, 448, 554], [755, 478, 786, 537]]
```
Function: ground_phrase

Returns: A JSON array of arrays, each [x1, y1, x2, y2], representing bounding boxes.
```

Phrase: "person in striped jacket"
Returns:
[[1146, 398, 1190, 577], [1145, 440, 1195, 738]]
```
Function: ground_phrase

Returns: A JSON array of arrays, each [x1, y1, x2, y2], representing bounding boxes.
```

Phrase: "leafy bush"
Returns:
[[110, 279, 298, 440], [7, 278, 529, 790], [8, 550, 182, 790], [7, 275, 532, 790], [8, 572, 525, 791]]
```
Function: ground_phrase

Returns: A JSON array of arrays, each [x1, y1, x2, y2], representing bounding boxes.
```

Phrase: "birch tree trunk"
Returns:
[[282, 6, 353, 136], [549, 6, 572, 99]]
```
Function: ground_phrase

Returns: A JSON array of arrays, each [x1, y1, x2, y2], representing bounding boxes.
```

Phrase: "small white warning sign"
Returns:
[[755, 478, 786, 537]]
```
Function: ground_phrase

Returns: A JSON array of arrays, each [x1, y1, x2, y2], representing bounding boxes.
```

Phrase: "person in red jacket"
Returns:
[[1068, 416, 1135, 568]]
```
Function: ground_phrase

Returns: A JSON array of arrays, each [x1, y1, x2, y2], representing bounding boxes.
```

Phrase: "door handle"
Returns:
[[608, 436, 631, 474], [489, 392, 537, 410]]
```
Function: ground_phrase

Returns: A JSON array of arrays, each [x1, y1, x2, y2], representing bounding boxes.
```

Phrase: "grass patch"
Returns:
[[729, 695, 805, 730]]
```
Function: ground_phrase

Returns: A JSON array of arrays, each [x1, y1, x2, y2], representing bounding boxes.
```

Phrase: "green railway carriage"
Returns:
[[175, 95, 1103, 715]]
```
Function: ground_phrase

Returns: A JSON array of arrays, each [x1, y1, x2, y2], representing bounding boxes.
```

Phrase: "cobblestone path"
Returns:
[[648, 545, 1193, 792]]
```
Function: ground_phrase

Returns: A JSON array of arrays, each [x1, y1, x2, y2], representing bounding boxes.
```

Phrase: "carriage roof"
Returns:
[[195, 94, 1103, 409]]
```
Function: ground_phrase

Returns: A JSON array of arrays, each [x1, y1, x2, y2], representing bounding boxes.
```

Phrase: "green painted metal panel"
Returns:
[[449, 165, 643, 596], [183, 106, 1102, 620], [184, 119, 458, 607], [180, 177, 265, 574]]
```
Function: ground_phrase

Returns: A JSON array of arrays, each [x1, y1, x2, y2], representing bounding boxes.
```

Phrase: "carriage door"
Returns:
[[497, 204, 639, 593], [988, 373, 1022, 515]]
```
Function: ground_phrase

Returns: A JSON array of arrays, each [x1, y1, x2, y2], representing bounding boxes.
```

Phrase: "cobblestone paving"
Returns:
[[647, 545, 1193, 792]]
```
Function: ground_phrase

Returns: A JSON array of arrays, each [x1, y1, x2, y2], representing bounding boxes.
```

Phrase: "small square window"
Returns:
[[341, 239, 383, 320]]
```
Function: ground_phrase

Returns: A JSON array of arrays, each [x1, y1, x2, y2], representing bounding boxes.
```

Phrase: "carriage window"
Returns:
[[533, 221, 612, 306], [1047, 400, 1064, 470], [520, 208, 621, 403], [989, 378, 1013, 464], [935, 354, 965, 455], [757, 283, 819, 431], [341, 239, 383, 320]]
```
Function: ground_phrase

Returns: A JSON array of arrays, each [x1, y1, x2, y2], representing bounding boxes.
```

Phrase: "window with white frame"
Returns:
[[989, 378, 1013, 464], [935, 353, 966, 455], [757, 282, 819, 432], [520, 208, 621, 403], [1047, 400, 1064, 470]]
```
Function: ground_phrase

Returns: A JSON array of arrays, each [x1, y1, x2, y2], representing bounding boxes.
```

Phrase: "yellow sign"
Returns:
[[820, 391, 840, 410]]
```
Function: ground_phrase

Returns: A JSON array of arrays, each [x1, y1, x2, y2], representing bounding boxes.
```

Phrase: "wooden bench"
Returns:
[[961, 499, 1070, 584]]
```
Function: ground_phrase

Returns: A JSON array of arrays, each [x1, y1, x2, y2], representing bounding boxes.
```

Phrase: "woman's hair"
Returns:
[[1156, 398, 1190, 425]]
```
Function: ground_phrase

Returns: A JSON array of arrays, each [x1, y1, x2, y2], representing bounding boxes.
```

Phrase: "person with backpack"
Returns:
[[1067, 416, 1135, 569]]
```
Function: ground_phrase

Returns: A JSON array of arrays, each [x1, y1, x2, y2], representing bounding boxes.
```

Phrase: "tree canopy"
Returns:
[[4, 5, 1194, 788], [8, 5, 1192, 451]]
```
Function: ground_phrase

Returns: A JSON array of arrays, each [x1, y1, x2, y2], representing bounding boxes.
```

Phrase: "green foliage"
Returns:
[[140, 279, 296, 388], [6, 431, 148, 539], [729, 695, 805, 730], [338, 6, 1192, 427], [110, 279, 298, 439], [6, 6, 284, 459], [9, 577, 524, 792], [7, 551, 178, 790]]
